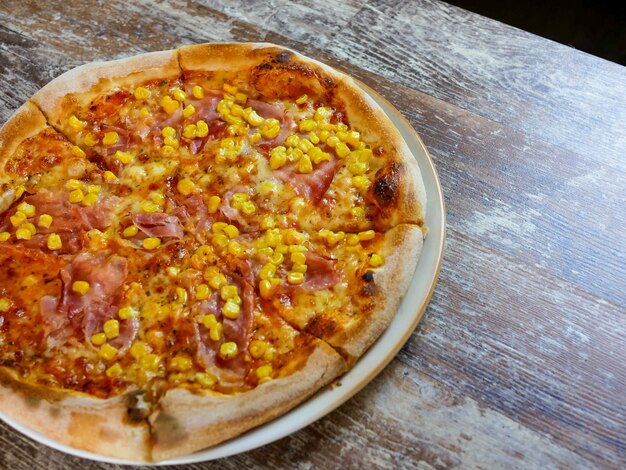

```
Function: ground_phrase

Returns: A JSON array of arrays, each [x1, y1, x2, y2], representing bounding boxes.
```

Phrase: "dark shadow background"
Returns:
[[443, 0, 626, 65]]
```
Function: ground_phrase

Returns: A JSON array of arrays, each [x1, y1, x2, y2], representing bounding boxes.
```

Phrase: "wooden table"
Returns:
[[1, 1, 625, 468]]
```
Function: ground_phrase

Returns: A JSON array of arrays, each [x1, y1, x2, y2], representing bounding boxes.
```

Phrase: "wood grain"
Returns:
[[0, 0, 625, 468]]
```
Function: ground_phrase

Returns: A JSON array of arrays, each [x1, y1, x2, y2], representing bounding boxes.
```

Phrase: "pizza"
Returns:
[[0, 43, 426, 462]]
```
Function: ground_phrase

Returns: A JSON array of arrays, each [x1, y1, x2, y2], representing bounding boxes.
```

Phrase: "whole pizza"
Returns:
[[0, 43, 426, 462]]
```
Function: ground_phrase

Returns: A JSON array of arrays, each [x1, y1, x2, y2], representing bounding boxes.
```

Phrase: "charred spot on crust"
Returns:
[[361, 282, 379, 297], [371, 162, 402, 208], [276, 51, 292, 63], [307, 315, 338, 339], [362, 271, 374, 282]]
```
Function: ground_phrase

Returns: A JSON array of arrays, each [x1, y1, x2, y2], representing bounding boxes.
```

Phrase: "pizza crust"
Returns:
[[0, 102, 48, 170], [31, 49, 181, 129], [150, 339, 346, 462], [0, 367, 151, 462], [323, 224, 425, 360]]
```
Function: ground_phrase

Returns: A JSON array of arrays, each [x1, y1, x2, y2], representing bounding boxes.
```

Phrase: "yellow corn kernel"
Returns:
[[133, 85, 150, 99], [205, 270, 227, 290], [287, 147, 303, 162], [223, 83, 238, 95], [317, 130, 330, 143], [290, 252, 307, 265], [102, 171, 117, 182], [257, 215, 274, 230], [22, 222, 36, 236], [161, 144, 175, 156], [348, 160, 368, 175], [21, 274, 37, 287], [160, 127, 175, 139], [175, 287, 188, 304], [314, 106, 332, 121], [295, 94, 308, 105], [192, 85, 204, 99], [298, 138, 314, 153], [113, 151, 131, 165], [326, 135, 340, 148], [123, 225, 139, 238], [118, 306, 138, 320], [352, 206, 366, 218], [241, 200, 256, 215], [235, 92, 247, 104], [346, 233, 360, 246], [195, 244, 213, 259], [243, 107, 264, 127], [69, 144, 87, 158], [212, 221, 228, 235], [182, 124, 197, 139], [15, 227, 30, 240], [150, 192, 165, 204], [202, 314, 217, 329], [82, 193, 98, 207], [209, 322, 222, 341], [219, 341, 238, 359], [10, 211, 26, 227], [258, 279, 272, 299], [17, 202, 35, 218], [259, 263, 277, 280], [288, 244, 308, 254], [99, 344, 118, 361], [140, 107, 150, 117], [106, 363, 123, 378], [37, 214, 53, 229], [195, 372, 216, 387], [47, 233, 62, 250], [270, 252, 284, 265], [287, 272, 305, 285], [294, 155, 313, 173], [256, 365, 273, 380], [172, 88, 187, 102], [284, 229, 306, 245], [260, 119, 281, 139], [0, 298, 11, 312], [292, 263, 308, 274], [163, 136, 179, 148], [207, 195, 221, 214], [182, 104, 196, 118], [102, 131, 119, 146], [230, 103, 244, 117], [358, 230, 376, 241], [269, 146, 287, 170], [161, 95, 179, 114], [195, 283, 210, 300], [212, 233, 229, 248], [0, 232, 9, 242], [72, 280, 90, 295], [231, 193, 248, 207], [177, 178, 195, 196], [138, 200, 157, 214], [103, 319, 120, 339], [142, 237, 161, 250], [335, 141, 351, 158], [250, 131, 261, 143], [83, 133, 98, 147], [195, 119, 208, 137], [309, 147, 331, 164], [227, 240, 244, 257], [352, 175, 370, 190], [130, 341, 150, 359], [369, 254, 385, 267], [166, 266, 180, 278], [168, 355, 191, 372], [91, 332, 107, 346], [139, 353, 161, 371], [69, 188, 84, 203], [68, 114, 86, 131], [222, 300, 240, 319], [249, 340, 267, 359], [285, 135, 300, 148]]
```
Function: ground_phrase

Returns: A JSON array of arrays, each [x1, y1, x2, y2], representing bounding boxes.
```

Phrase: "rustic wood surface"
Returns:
[[1, 0, 625, 468]]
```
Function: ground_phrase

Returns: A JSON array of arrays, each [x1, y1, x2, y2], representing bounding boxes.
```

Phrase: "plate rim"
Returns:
[[0, 81, 446, 466]]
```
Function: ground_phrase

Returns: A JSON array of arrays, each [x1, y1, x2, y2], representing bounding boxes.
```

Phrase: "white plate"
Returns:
[[0, 83, 446, 465]]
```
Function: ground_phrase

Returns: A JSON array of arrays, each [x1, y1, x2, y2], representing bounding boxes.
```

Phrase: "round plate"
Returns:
[[0, 82, 446, 465]]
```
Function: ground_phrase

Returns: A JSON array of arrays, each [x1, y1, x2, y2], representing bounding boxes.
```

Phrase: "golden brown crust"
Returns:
[[335, 78, 427, 229], [150, 340, 346, 461], [325, 224, 424, 360], [0, 367, 150, 462], [31, 49, 181, 128]]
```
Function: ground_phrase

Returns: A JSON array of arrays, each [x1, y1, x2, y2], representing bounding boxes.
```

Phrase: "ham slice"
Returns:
[[132, 212, 184, 239], [57, 252, 135, 351], [40, 295, 74, 348], [222, 260, 255, 353], [278, 252, 341, 294], [275, 157, 341, 203]]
